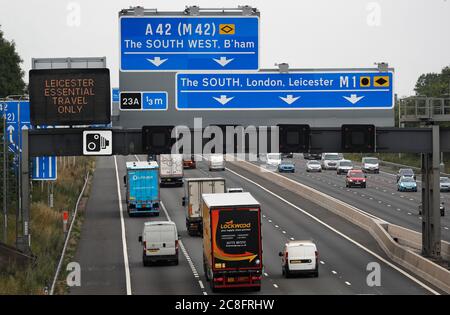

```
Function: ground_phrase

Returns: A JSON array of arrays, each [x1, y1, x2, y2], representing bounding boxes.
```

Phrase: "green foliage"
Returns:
[[0, 157, 95, 294], [414, 66, 450, 97], [0, 26, 26, 98]]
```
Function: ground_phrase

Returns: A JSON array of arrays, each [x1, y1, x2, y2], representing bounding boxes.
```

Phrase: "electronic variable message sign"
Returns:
[[29, 68, 111, 125]]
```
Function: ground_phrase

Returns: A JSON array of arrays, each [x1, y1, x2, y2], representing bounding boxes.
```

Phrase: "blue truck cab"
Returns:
[[125, 161, 160, 217]]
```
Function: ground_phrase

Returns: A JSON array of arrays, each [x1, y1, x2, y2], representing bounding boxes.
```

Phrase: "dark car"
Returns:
[[281, 152, 294, 158], [182, 155, 196, 169], [345, 170, 367, 188], [304, 153, 322, 160], [418, 202, 445, 217], [396, 168, 416, 182]]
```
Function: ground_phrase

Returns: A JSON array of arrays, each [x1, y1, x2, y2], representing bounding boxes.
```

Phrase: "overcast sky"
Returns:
[[0, 0, 449, 97]]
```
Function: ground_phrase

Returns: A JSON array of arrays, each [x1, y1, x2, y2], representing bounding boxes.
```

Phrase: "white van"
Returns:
[[279, 240, 319, 278], [139, 221, 179, 266], [321, 153, 343, 170], [266, 153, 282, 167], [208, 154, 225, 171]]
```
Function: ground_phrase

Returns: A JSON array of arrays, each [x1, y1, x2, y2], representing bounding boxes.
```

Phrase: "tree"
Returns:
[[0, 26, 26, 98], [414, 66, 450, 97]]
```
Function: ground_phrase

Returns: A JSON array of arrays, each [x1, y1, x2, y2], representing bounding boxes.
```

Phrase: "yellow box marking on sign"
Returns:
[[359, 76, 371, 87], [219, 24, 235, 35], [374, 76, 390, 87]]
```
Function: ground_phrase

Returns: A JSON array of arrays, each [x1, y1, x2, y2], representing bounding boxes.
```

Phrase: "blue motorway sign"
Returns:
[[120, 16, 259, 71], [32, 156, 57, 181], [112, 88, 120, 102], [120, 92, 168, 111], [176, 71, 394, 110], [0, 101, 31, 153]]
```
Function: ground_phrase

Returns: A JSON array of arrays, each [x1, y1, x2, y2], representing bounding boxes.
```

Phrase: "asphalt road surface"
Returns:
[[70, 155, 442, 295]]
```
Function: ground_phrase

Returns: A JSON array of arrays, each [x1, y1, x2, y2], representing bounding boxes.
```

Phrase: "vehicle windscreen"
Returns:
[[349, 172, 363, 177], [340, 161, 352, 166], [401, 177, 415, 183], [441, 177, 450, 183], [400, 169, 414, 176], [364, 158, 378, 164], [324, 154, 340, 160], [309, 161, 320, 165]]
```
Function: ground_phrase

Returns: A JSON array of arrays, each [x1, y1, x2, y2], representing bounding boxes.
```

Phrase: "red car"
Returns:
[[183, 156, 196, 169], [345, 170, 367, 188]]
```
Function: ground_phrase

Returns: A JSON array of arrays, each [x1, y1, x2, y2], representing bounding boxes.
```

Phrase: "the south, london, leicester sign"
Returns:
[[29, 68, 111, 125]]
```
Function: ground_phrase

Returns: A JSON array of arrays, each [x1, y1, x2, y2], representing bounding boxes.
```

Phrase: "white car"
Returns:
[[306, 160, 322, 172], [321, 153, 343, 170], [279, 240, 319, 278], [362, 157, 380, 174], [139, 221, 179, 266], [266, 153, 282, 167], [337, 160, 353, 175]]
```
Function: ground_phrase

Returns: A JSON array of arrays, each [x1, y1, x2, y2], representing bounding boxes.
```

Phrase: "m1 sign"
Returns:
[[29, 68, 111, 125]]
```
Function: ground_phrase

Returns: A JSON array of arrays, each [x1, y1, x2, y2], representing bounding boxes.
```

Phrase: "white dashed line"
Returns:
[[268, 220, 272, 223], [332, 270, 337, 275], [290, 237, 295, 241], [275, 225, 279, 228], [444, 227, 449, 230], [273, 284, 279, 288], [198, 280, 205, 289], [345, 281, 352, 286], [320, 261, 325, 265], [387, 204, 391, 207], [397, 208, 401, 211], [408, 212, 412, 215], [264, 272, 269, 277]]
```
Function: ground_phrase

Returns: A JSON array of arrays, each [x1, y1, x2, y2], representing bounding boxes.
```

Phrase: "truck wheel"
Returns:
[[203, 259, 210, 281], [143, 255, 150, 267], [284, 266, 291, 278], [210, 281, 218, 293]]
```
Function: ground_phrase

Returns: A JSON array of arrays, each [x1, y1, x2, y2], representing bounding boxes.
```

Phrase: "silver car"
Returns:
[[441, 177, 450, 192], [337, 160, 353, 175], [306, 160, 322, 172]]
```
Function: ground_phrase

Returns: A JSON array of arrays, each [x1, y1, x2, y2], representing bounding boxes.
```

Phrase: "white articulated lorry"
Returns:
[[182, 177, 226, 236], [159, 154, 184, 187]]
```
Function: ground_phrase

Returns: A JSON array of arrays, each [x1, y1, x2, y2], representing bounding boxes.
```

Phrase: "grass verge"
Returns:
[[0, 157, 95, 294]]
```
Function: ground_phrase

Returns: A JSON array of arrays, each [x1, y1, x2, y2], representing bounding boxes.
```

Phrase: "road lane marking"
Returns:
[[161, 201, 207, 294], [332, 270, 337, 275], [137, 155, 207, 295], [345, 281, 351, 286], [225, 167, 440, 295], [113, 156, 132, 295], [273, 284, 279, 288]]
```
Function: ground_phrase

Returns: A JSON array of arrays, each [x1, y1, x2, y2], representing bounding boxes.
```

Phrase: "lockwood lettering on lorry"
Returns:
[[220, 220, 251, 229]]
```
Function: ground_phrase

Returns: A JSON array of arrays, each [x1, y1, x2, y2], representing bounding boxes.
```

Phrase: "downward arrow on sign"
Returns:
[[343, 94, 365, 104], [213, 95, 234, 105], [279, 95, 301, 105], [146, 57, 168, 67], [213, 57, 234, 67]]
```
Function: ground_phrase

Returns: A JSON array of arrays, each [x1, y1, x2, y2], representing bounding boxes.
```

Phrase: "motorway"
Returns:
[[70, 155, 444, 295], [253, 156, 450, 242]]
